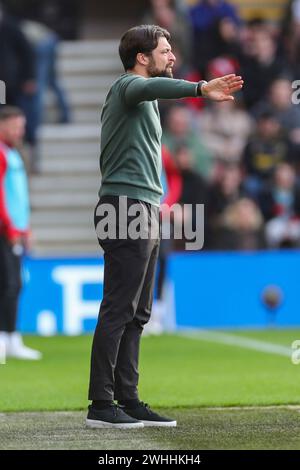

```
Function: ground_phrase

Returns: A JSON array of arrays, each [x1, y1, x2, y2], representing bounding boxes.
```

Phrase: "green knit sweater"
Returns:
[[99, 73, 199, 206]]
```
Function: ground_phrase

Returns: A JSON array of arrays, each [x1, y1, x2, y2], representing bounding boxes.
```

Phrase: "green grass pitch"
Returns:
[[1, 329, 300, 449]]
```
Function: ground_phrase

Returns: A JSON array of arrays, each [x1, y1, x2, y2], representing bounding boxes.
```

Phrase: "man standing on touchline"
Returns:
[[87, 24, 243, 429]]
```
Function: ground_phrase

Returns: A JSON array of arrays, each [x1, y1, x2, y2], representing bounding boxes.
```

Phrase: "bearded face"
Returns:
[[146, 54, 174, 78]]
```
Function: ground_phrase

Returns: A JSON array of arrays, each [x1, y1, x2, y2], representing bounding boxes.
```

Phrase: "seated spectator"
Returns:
[[254, 78, 300, 153], [171, 144, 208, 250], [188, 0, 241, 74], [242, 111, 294, 198], [143, 0, 192, 65], [171, 47, 205, 113], [207, 163, 245, 223], [207, 164, 264, 249], [199, 56, 253, 163], [258, 162, 300, 248], [200, 98, 253, 163], [240, 29, 287, 109], [0, 4, 36, 106], [217, 197, 265, 250], [281, 0, 300, 78], [163, 105, 213, 178], [240, 17, 272, 58]]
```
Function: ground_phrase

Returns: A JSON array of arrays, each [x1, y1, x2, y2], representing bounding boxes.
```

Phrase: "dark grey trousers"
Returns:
[[0, 236, 22, 333], [88, 195, 160, 401]]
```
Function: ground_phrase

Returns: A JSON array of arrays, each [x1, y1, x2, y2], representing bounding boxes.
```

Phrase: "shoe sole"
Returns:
[[86, 419, 144, 429], [141, 420, 177, 427], [6, 353, 42, 360]]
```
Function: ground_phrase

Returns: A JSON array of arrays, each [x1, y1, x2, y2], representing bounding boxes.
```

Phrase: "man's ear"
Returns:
[[136, 52, 149, 66]]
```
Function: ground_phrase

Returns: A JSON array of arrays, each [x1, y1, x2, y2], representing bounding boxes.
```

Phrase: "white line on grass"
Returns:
[[178, 329, 292, 357]]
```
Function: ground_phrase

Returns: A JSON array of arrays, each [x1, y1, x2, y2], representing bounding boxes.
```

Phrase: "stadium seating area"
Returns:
[[2, 0, 300, 253]]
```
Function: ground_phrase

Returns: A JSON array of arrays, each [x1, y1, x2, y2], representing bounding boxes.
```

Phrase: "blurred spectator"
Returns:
[[21, 20, 70, 147], [242, 111, 294, 198], [1, 0, 81, 39], [207, 165, 263, 250], [206, 54, 239, 79], [281, 0, 300, 77], [254, 78, 300, 152], [163, 105, 213, 178], [258, 162, 300, 248], [161, 144, 182, 209], [207, 164, 244, 233], [189, 0, 241, 74], [217, 198, 265, 250], [0, 3, 36, 106], [143, 0, 192, 65], [240, 29, 287, 109], [0, 106, 42, 360], [22, 20, 70, 123], [171, 47, 205, 113], [144, 145, 182, 335], [200, 99, 253, 164], [207, 164, 264, 249], [199, 56, 253, 164], [240, 17, 270, 58], [20, 19, 71, 171], [172, 144, 208, 250]]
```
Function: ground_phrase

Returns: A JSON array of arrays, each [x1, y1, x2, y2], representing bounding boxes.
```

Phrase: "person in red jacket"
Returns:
[[0, 105, 41, 360]]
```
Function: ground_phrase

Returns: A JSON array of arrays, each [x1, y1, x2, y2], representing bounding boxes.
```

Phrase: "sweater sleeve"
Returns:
[[123, 75, 199, 106]]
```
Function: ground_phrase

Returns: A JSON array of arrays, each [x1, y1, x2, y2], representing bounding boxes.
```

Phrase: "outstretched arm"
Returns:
[[123, 74, 243, 106], [200, 74, 244, 101], [124, 76, 199, 106]]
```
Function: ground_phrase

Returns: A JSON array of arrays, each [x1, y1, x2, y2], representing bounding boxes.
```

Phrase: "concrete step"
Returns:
[[58, 57, 121, 75], [61, 75, 116, 91], [38, 141, 100, 159], [30, 188, 97, 203], [31, 192, 96, 208], [31, 209, 94, 225], [33, 226, 95, 241], [39, 159, 99, 174], [44, 106, 102, 124], [44, 90, 107, 108], [64, 108, 101, 124], [59, 40, 119, 57], [30, 175, 100, 192], [38, 124, 100, 141]]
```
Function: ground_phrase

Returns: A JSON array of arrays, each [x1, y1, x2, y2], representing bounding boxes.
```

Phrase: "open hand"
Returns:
[[201, 74, 244, 101]]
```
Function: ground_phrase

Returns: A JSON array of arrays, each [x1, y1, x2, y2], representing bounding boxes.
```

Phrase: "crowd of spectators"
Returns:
[[0, 1, 70, 172], [143, 0, 300, 250], [1, 0, 300, 251]]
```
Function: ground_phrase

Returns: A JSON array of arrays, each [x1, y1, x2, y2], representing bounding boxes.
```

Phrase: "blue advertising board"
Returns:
[[19, 256, 104, 335], [18, 251, 300, 334], [169, 251, 300, 329]]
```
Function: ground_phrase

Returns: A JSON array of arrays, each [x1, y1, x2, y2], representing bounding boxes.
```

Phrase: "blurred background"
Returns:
[[1, 0, 300, 335]]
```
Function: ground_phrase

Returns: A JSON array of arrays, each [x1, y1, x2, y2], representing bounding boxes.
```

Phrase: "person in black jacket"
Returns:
[[242, 111, 294, 199], [0, 4, 35, 105]]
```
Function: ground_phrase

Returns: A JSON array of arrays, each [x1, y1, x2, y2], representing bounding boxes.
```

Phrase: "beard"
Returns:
[[146, 57, 173, 78]]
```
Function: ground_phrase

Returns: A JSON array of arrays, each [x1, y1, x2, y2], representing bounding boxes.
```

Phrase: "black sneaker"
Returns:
[[86, 404, 144, 429], [120, 401, 177, 427]]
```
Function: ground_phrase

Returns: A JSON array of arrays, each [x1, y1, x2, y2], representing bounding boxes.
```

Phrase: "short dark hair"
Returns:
[[0, 105, 24, 121], [119, 24, 170, 71]]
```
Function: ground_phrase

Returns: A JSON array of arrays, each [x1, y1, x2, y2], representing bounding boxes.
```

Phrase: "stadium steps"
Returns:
[[45, 40, 121, 124], [30, 40, 122, 255]]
